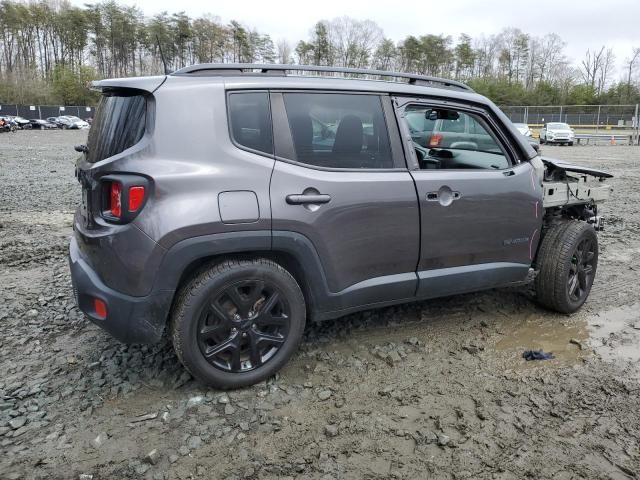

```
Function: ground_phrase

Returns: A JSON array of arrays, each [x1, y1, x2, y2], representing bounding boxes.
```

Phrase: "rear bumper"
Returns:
[[69, 236, 173, 344]]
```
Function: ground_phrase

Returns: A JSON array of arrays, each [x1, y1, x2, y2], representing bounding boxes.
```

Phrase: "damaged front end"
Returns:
[[532, 156, 614, 231]]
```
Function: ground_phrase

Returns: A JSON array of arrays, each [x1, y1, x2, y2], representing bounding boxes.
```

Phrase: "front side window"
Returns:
[[228, 92, 273, 155], [86, 93, 146, 163], [283, 93, 393, 169], [403, 105, 510, 170]]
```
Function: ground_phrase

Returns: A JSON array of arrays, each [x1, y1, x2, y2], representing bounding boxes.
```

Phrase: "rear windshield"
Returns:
[[86, 92, 146, 163]]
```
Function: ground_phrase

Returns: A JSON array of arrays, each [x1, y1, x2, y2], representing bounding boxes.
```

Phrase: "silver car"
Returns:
[[540, 122, 575, 146], [513, 122, 533, 137]]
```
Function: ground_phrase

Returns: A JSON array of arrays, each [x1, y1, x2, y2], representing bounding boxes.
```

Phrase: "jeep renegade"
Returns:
[[69, 64, 612, 388]]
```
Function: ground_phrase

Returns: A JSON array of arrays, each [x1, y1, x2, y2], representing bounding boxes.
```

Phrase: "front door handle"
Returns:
[[503, 170, 515, 177], [426, 187, 461, 206], [286, 194, 331, 205]]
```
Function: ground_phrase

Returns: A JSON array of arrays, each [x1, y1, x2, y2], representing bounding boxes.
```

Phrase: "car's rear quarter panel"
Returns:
[[131, 77, 275, 249]]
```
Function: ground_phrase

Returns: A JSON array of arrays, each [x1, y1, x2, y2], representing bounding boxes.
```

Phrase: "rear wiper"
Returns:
[[74, 144, 88, 154]]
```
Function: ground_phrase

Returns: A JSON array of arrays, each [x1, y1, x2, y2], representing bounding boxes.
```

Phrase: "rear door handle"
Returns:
[[286, 194, 331, 205]]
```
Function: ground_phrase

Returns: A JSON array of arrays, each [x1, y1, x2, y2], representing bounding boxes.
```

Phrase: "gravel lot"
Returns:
[[1, 130, 639, 480]]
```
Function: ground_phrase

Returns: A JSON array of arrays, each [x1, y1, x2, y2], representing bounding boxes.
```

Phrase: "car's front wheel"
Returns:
[[535, 221, 598, 313], [171, 258, 306, 389]]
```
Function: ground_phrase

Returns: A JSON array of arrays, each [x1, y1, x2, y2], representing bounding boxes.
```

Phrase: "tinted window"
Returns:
[[283, 93, 392, 169], [404, 105, 510, 170], [228, 92, 273, 155], [86, 93, 146, 163]]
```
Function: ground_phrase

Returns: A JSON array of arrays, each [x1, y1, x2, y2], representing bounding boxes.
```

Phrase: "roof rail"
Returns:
[[171, 63, 473, 92]]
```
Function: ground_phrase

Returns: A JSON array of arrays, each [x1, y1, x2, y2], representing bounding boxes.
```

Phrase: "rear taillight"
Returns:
[[429, 134, 443, 147], [128, 186, 145, 212], [101, 175, 149, 223], [110, 182, 122, 218]]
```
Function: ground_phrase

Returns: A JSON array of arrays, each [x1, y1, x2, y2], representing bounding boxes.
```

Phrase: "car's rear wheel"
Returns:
[[535, 221, 598, 313], [171, 258, 306, 389], [568, 141, 574, 146]]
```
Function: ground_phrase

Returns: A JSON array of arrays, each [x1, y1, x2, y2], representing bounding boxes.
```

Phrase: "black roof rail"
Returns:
[[171, 63, 473, 92]]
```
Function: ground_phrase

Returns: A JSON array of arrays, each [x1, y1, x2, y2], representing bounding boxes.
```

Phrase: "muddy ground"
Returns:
[[1, 130, 639, 480]]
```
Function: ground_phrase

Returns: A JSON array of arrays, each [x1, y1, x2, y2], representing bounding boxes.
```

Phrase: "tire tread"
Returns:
[[535, 221, 598, 313]]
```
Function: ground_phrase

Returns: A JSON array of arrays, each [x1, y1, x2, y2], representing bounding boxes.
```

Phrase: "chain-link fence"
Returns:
[[2, 102, 638, 143], [500, 104, 640, 132], [0, 104, 94, 120]]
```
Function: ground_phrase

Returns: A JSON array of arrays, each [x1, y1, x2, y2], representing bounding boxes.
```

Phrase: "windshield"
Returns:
[[86, 92, 146, 163], [548, 123, 570, 129]]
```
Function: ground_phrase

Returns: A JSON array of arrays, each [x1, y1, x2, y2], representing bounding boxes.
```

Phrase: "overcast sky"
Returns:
[[71, 0, 639, 77]]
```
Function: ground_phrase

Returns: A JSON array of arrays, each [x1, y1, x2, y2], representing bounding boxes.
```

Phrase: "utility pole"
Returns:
[[634, 103, 640, 145]]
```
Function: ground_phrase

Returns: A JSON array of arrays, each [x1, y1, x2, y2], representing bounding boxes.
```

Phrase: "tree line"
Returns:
[[0, 0, 638, 107]]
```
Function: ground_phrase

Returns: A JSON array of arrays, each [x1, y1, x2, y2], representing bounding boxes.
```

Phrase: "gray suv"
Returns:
[[69, 64, 613, 388]]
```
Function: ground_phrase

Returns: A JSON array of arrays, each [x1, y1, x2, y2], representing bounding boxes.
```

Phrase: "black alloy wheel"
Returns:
[[171, 258, 306, 389], [197, 280, 291, 373], [567, 237, 596, 304]]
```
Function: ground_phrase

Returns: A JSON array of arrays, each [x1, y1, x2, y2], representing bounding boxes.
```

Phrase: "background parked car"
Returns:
[[6, 115, 31, 129], [47, 115, 90, 130], [513, 122, 533, 137], [540, 122, 575, 146], [0, 117, 18, 132], [29, 118, 58, 130], [46, 116, 62, 128], [62, 115, 90, 129]]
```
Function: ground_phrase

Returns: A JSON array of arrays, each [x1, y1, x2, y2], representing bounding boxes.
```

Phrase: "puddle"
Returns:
[[586, 304, 640, 363], [495, 316, 589, 365], [493, 304, 640, 368]]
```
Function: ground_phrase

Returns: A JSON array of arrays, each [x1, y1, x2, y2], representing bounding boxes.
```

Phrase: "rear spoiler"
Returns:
[[542, 157, 613, 179], [91, 76, 166, 94]]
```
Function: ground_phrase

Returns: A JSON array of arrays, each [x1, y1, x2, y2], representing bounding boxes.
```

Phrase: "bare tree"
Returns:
[[580, 46, 606, 90], [534, 33, 565, 83], [626, 47, 640, 92], [597, 48, 615, 95], [472, 34, 500, 78], [276, 39, 292, 64], [328, 17, 382, 68]]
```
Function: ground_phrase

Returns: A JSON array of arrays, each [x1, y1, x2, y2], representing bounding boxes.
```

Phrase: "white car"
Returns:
[[513, 122, 533, 137], [540, 122, 575, 146], [59, 115, 90, 129]]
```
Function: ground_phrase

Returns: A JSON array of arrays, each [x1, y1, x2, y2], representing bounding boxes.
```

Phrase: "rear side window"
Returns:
[[282, 93, 392, 169], [228, 92, 273, 155], [86, 93, 146, 163]]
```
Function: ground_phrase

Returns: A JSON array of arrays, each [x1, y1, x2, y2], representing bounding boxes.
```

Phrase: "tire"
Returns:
[[568, 142, 573, 146], [62, 125, 69, 130], [535, 221, 598, 313], [171, 258, 306, 389], [540, 137, 545, 144]]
